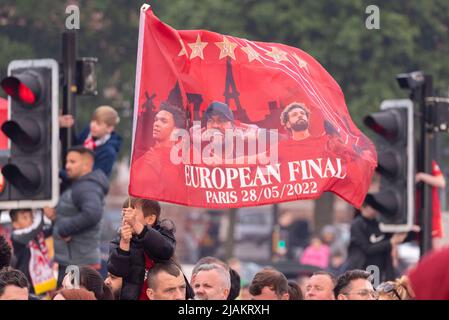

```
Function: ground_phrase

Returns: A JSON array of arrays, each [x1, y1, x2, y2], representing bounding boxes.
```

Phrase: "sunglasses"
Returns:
[[377, 282, 402, 300]]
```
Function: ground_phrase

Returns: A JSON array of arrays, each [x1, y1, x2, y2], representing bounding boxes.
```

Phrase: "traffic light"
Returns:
[[363, 99, 415, 232], [0, 59, 59, 209], [272, 224, 288, 259]]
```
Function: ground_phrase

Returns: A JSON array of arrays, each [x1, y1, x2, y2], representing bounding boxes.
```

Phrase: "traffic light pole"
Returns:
[[61, 31, 77, 166], [418, 76, 434, 257]]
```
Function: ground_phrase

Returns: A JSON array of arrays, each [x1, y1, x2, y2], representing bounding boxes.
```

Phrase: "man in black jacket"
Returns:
[[345, 199, 407, 282], [107, 197, 193, 300]]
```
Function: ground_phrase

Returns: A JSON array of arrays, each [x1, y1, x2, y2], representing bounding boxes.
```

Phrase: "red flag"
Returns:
[[129, 5, 377, 208]]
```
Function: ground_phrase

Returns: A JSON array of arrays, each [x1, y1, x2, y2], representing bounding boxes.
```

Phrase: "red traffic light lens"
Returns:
[[1, 71, 43, 106], [18, 82, 36, 104], [363, 110, 404, 142], [367, 121, 386, 136], [1, 77, 36, 105]]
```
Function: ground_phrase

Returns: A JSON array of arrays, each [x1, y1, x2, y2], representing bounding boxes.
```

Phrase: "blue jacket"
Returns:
[[76, 126, 122, 178], [53, 169, 109, 266]]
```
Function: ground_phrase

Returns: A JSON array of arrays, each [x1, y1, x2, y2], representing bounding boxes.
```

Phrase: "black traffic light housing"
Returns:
[[364, 99, 415, 232], [0, 59, 59, 209]]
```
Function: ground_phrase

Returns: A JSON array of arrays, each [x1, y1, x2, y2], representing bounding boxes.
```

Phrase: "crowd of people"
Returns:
[[0, 102, 448, 301], [1, 194, 448, 300]]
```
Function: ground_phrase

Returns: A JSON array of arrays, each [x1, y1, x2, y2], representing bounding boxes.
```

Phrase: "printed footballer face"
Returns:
[[206, 115, 233, 135], [153, 110, 176, 143], [286, 107, 309, 132]]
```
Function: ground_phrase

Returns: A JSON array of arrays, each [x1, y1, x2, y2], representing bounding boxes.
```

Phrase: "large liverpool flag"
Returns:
[[129, 5, 377, 208]]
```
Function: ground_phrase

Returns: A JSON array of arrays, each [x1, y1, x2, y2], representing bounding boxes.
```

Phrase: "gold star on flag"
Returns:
[[266, 47, 289, 63], [188, 34, 208, 60], [292, 53, 310, 73], [178, 39, 187, 57], [241, 44, 261, 63], [215, 36, 238, 60]]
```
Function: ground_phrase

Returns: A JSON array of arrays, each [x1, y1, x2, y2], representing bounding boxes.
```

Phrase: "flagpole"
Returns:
[[130, 4, 149, 161]]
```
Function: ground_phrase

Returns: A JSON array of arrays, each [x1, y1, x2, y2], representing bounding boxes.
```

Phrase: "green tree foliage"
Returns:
[[1, 0, 448, 158]]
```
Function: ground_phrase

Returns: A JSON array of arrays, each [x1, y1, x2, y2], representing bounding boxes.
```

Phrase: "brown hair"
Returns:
[[9, 208, 32, 223], [288, 280, 303, 300], [122, 197, 161, 220], [334, 269, 371, 297], [0, 267, 29, 297], [78, 266, 114, 300], [92, 105, 120, 127], [249, 267, 288, 298], [377, 278, 413, 300], [159, 101, 186, 129], [52, 288, 97, 300]]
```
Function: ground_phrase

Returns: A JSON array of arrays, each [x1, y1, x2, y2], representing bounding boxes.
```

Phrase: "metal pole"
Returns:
[[419, 75, 434, 257], [270, 204, 279, 261], [61, 31, 77, 166], [225, 208, 237, 260]]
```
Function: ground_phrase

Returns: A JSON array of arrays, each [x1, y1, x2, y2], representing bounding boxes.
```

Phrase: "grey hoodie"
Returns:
[[53, 169, 109, 266]]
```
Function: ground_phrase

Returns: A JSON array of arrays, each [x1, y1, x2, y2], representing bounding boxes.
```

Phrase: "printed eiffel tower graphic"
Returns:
[[167, 81, 183, 108], [224, 58, 250, 123]]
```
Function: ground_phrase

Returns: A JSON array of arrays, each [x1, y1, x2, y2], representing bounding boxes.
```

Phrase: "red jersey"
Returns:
[[129, 145, 185, 203], [431, 161, 444, 238], [138, 253, 154, 300]]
